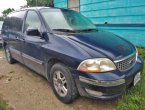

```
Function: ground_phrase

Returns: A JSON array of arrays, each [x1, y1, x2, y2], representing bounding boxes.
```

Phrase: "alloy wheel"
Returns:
[[53, 70, 68, 97]]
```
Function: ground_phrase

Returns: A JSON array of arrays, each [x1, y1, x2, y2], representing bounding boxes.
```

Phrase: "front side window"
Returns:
[[24, 11, 41, 33], [40, 9, 96, 32]]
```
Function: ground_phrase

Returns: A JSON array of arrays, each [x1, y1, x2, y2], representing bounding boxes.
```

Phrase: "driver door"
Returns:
[[21, 10, 46, 75]]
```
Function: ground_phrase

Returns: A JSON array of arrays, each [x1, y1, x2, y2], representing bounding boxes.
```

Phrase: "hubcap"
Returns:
[[53, 71, 67, 97], [5, 48, 11, 62]]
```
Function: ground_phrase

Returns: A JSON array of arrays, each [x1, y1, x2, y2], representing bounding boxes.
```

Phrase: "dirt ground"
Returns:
[[0, 51, 117, 110]]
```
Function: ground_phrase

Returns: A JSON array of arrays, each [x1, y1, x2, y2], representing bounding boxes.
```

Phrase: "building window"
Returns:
[[68, 0, 80, 12]]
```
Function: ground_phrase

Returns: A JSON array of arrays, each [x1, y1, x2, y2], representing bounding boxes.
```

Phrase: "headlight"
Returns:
[[77, 58, 116, 73]]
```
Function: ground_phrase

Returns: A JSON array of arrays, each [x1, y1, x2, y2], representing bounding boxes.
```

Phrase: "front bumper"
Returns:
[[73, 56, 144, 99]]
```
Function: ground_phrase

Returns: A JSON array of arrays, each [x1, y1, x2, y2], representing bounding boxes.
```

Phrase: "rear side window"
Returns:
[[2, 11, 26, 32]]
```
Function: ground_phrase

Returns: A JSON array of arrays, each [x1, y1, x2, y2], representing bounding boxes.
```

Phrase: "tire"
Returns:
[[50, 63, 79, 103], [4, 46, 16, 64]]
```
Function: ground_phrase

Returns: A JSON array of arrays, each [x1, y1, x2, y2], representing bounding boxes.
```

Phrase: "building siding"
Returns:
[[54, 0, 145, 47], [54, 0, 67, 8]]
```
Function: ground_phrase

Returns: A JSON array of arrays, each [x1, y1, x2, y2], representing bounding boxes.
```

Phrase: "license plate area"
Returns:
[[134, 72, 141, 86]]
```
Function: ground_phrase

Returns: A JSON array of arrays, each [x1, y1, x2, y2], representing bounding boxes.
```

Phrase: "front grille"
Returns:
[[115, 54, 136, 71]]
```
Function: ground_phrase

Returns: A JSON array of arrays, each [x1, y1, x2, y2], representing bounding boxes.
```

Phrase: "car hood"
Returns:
[[66, 30, 136, 60]]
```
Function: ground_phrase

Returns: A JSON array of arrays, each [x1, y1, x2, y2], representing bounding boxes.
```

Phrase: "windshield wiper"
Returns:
[[52, 29, 76, 33], [77, 28, 98, 32], [52, 28, 98, 33]]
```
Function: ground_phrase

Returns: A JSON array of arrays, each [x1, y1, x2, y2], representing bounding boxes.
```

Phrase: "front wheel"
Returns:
[[4, 46, 16, 64], [50, 63, 79, 103]]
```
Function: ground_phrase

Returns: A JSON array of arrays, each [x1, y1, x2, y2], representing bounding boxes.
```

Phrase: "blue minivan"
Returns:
[[1, 7, 144, 103]]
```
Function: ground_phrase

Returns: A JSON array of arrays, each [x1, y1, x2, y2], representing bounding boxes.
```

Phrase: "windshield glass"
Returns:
[[40, 9, 96, 31]]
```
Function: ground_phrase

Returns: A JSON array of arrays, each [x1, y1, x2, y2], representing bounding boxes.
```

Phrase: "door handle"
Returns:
[[15, 37, 19, 40], [20, 38, 25, 42], [15, 37, 25, 42]]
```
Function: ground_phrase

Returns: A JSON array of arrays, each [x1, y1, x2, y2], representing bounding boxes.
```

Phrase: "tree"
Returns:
[[2, 8, 15, 18], [26, 0, 53, 7], [0, 16, 4, 21]]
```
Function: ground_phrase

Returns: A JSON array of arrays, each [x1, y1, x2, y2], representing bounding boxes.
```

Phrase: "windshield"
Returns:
[[40, 9, 96, 31]]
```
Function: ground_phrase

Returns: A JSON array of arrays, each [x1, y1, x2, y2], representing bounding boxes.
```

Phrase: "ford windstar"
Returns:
[[1, 7, 144, 103]]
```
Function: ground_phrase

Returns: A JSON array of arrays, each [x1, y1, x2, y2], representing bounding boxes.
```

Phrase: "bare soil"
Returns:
[[0, 50, 117, 110]]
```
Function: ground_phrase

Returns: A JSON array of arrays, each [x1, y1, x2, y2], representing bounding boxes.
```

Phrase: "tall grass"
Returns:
[[0, 97, 7, 110]]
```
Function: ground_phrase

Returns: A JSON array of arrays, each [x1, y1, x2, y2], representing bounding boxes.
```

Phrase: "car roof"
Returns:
[[18, 7, 64, 12], [9, 6, 67, 15], [8, 7, 73, 18], [21, 7, 51, 10]]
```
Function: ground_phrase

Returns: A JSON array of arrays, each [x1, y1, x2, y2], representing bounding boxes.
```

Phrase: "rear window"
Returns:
[[2, 10, 26, 32]]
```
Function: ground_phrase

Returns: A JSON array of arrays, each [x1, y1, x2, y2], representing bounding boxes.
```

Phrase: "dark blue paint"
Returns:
[[67, 30, 135, 60]]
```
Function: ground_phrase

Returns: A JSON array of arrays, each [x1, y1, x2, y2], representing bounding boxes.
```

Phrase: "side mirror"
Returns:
[[26, 28, 40, 36], [41, 32, 49, 41]]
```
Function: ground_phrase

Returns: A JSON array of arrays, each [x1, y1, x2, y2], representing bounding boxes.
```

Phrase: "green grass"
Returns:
[[0, 97, 7, 110], [138, 47, 145, 59], [115, 48, 145, 110], [0, 48, 3, 51]]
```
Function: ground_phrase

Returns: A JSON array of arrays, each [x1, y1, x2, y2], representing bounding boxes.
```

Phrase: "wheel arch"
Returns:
[[46, 58, 68, 80]]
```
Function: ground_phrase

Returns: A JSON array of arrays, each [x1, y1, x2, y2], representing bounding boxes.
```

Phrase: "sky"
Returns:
[[0, 0, 27, 16]]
